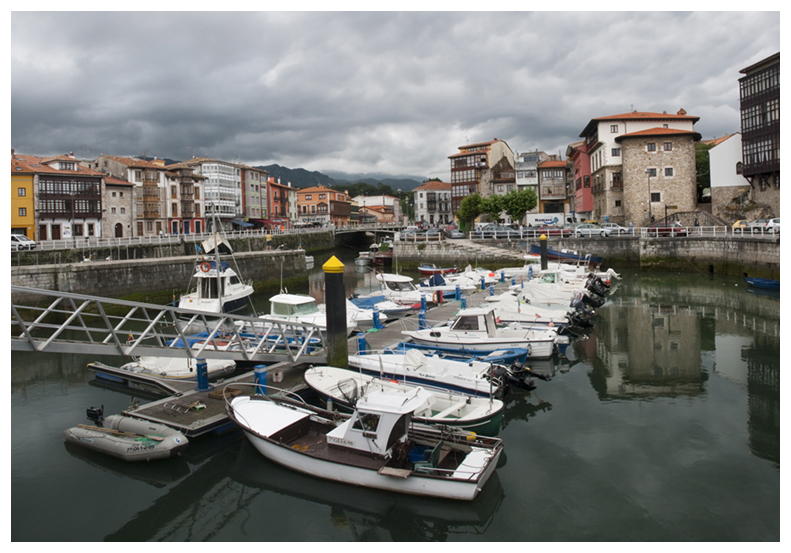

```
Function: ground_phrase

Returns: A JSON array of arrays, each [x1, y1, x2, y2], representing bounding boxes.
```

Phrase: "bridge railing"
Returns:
[[10, 286, 327, 364]]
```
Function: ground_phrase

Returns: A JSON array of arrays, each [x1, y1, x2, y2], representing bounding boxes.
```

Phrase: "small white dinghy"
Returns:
[[226, 385, 503, 501], [63, 411, 188, 462]]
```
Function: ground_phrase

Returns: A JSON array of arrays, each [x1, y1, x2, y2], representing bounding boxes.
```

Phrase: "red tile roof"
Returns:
[[538, 160, 568, 168], [11, 153, 104, 177], [100, 155, 165, 169], [415, 181, 451, 191], [581, 110, 699, 137], [614, 127, 702, 142]]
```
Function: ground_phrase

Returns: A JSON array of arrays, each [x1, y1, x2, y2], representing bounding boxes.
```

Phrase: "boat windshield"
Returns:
[[386, 281, 416, 292], [272, 300, 319, 316], [451, 315, 480, 331]]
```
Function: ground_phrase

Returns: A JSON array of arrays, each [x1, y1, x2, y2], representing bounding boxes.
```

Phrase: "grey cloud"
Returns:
[[12, 11, 780, 175]]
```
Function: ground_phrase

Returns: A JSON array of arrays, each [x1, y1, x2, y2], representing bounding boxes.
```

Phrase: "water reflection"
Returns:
[[571, 270, 780, 467]]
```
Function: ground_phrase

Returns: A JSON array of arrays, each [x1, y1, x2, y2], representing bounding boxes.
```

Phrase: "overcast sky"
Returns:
[[10, 9, 781, 180]]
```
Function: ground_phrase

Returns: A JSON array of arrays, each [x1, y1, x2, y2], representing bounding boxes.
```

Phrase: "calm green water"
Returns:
[[11, 250, 780, 541]]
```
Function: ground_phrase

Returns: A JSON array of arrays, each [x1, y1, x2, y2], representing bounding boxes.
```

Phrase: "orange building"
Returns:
[[296, 185, 350, 227]]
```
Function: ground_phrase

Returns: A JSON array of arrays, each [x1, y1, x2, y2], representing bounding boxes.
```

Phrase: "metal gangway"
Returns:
[[10, 286, 328, 364]]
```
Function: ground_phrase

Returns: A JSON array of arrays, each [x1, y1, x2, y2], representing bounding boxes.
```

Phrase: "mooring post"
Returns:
[[540, 234, 548, 271], [254, 365, 267, 395], [194, 359, 213, 392], [323, 256, 348, 368]]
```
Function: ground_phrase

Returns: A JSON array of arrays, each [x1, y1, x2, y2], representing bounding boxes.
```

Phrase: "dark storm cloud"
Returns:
[[11, 10, 780, 177]]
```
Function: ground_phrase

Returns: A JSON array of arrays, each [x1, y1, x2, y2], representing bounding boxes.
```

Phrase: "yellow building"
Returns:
[[11, 152, 36, 238]]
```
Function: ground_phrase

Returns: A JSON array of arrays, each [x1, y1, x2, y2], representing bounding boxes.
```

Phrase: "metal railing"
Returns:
[[26, 222, 406, 252], [11, 286, 328, 364]]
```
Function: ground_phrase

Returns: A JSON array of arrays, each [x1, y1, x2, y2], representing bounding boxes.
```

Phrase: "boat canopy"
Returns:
[[269, 294, 320, 316], [350, 295, 387, 309]]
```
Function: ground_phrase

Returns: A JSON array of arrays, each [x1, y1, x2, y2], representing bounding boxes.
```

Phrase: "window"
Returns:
[[736, 162, 743, 175], [319, 194, 325, 199], [647, 143, 656, 152], [611, 125, 619, 133], [665, 167, 674, 177], [664, 142, 673, 151], [647, 168, 657, 177], [120, 207, 126, 214], [18, 188, 26, 196], [612, 148, 621, 157], [111, 207, 117, 214], [651, 192, 661, 202], [18, 207, 26, 217], [119, 192, 123, 198], [615, 200, 622, 207], [73, 223, 83, 236], [87, 223, 94, 236], [111, 191, 116, 197], [305, 195, 312, 200]]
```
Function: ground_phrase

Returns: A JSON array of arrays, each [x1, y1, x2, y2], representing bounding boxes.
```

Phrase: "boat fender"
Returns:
[[200, 262, 211, 273]]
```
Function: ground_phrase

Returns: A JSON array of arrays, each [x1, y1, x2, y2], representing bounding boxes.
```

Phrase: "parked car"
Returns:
[[574, 223, 612, 238], [11, 234, 36, 251], [746, 218, 771, 234], [601, 222, 630, 235], [648, 221, 688, 237], [400, 228, 421, 240], [424, 228, 443, 241], [732, 219, 749, 233], [536, 225, 572, 238], [443, 228, 465, 239], [765, 218, 780, 234]]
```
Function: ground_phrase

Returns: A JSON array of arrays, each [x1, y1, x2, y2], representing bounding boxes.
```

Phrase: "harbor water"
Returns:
[[11, 247, 780, 541]]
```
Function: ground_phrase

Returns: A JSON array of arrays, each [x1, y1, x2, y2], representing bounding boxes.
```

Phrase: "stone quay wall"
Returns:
[[393, 236, 779, 279], [11, 249, 308, 305]]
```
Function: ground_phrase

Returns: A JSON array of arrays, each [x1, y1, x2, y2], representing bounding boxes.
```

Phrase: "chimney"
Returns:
[[11, 149, 14, 157]]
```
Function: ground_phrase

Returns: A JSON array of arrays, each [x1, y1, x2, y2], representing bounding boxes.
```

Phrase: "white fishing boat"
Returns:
[[355, 251, 373, 266], [303, 365, 505, 436], [63, 414, 188, 462], [401, 305, 560, 359], [226, 386, 503, 501], [348, 349, 526, 397], [178, 230, 254, 314]]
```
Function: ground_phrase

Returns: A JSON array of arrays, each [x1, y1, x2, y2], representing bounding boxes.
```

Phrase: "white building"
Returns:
[[708, 133, 751, 222], [182, 157, 242, 230], [413, 181, 452, 225], [353, 195, 403, 223]]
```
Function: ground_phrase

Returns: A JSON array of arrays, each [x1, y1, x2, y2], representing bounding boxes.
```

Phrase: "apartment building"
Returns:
[[297, 185, 350, 227], [353, 195, 403, 224], [20, 152, 104, 241], [448, 139, 515, 212], [413, 181, 452, 225], [102, 176, 135, 238], [266, 177, 291, 229], [11, 150, 36, 238], [738, 52, 780, 216], [579, 110, 700, 225], [89, 155, 168, 237], [181, 157, 242, 231], [537, 159, 572, 215], [707, 133, 752, 223], [566, 141, 593, 221], [515, 150, 549, 215], [238, 164, 269, 225], [162, 162, 205, 234]]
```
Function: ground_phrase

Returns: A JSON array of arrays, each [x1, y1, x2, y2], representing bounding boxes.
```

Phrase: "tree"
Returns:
[[480, 195, 504, 221], [456, 194, 484, 231], [695, 142, 713, 202], [501, 188, 538, 224]]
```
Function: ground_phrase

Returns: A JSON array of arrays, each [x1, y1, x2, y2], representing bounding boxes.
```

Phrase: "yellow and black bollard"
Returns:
[[322, 256, 348, 369], [540, 234, 548, 270]]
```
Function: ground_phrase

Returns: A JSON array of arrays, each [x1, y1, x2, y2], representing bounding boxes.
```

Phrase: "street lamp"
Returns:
[[645, 169, 653, 224]]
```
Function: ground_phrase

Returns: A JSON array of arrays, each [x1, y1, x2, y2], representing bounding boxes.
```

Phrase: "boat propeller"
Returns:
[[86, 405, 104, 427]]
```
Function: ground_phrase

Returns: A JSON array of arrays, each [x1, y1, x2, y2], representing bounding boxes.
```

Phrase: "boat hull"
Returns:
[[402, 331, 555, 359]]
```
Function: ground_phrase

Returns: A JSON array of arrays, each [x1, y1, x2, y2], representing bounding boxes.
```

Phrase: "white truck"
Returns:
[[521, 213, 578, 228]]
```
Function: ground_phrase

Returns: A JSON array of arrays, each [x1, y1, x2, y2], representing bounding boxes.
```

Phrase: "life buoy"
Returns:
[[433, 290, 444, 304], [200, 262, 211, 273]]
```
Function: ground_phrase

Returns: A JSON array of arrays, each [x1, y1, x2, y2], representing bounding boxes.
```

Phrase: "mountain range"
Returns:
[[261, 165, 425, 191]]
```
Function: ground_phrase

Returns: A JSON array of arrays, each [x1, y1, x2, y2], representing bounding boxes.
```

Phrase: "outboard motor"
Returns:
[[570, 292, 595, 316], [86, 405, 104, 427]]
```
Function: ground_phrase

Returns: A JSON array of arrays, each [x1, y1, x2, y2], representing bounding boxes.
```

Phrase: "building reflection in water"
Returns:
[[572, 279, 779, 467]]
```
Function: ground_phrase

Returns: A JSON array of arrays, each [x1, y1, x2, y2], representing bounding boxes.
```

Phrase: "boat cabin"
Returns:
[[449, 307, 498, 336], [191, 262, 243, 298], [376, 274, 418, 292], [326, 390, 424, 458], [269, 294, 320, 316]]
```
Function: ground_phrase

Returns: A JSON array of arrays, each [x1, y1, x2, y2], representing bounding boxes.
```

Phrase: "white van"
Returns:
[[11, 234, 36, 251]]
